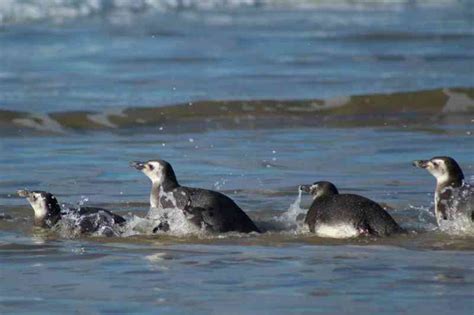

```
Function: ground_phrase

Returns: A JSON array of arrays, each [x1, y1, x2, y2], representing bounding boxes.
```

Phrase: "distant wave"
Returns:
[[1, 87, 472, 135], [0, 0, 466, 26]]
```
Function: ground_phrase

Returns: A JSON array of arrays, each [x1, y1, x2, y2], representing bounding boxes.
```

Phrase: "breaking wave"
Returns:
[[0, 0, 465, 26], [1, 87, 473, 135]]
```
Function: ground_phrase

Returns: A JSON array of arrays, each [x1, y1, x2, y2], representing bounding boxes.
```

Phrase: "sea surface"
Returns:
[[0, 1, 473, 314]]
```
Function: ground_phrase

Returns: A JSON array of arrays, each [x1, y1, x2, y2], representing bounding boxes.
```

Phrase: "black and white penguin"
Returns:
[[413, 156, 473, 225], [17, 190, 126, 235], [300, 181, 404, 237], [130, 160, 260, 233]]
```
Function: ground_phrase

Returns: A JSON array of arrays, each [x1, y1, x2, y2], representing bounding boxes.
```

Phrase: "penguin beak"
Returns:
[[299, 185, 311, 193], [413, 160, 429, 169], [17, 189, 31, 198], [130, 161, 145, 170]]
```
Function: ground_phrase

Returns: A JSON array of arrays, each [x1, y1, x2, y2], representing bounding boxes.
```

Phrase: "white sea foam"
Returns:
[[13, 113, 65, 134], [87, 108, 126, 128], [0, 0, 462, 25], [442, 89, 474, 113]]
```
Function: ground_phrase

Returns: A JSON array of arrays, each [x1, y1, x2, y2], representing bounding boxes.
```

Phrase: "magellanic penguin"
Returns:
[[17, 190, 126, 236], [130, 160, 260, 233], [413, 156, 473, 225], [300, 181, 404, 238]]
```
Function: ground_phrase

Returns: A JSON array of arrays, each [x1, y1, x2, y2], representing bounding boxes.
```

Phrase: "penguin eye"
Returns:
[[148, 164, 154, 170], [432, 161, 438, 167]]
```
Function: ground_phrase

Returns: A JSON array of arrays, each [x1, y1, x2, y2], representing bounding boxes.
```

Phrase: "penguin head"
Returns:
[[130, 159, 178, 187], [17, 190, 61, 226], [300, 181, 339, 199], [413, 156, 464, 186]]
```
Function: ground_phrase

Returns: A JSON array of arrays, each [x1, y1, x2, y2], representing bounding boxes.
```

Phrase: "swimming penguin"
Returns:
[[17, 189, 126, 235], [413, 156, 473, 225], [130, 159, 260, 233], [300, 181, 404, 237]]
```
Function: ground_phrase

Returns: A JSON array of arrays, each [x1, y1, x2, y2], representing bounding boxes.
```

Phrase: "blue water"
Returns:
[[1, 1, 474, 314], [1, 2, 473, 112]]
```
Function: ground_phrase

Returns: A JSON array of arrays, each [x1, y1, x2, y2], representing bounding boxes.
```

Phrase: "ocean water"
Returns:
[[1, 1, 474, 314]]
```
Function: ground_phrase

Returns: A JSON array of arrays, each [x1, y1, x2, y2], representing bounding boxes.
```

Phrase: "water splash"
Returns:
[[120, 214, 156, 237], [438, 184, 474, 235], [51, 204, 123, 238], [149, 207, 202, 236], [269, 189, 308, 233], [124, 186, 202, 236], [280, 189, 305, 223], [408, 184, 474, 235], [77, 196, 89, 207], [438, 214, 474, 236]]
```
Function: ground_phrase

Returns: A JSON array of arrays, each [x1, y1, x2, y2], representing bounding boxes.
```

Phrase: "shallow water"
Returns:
[[1, 1, 474, 314]]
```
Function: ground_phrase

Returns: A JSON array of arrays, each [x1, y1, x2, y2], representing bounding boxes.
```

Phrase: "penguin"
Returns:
[[300, 181, 404, 237], [130, 159, 260, 233], [17, 189, 126, 236], [413, 156, 473, 225]]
